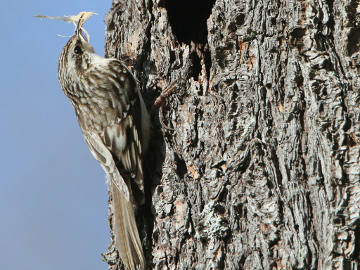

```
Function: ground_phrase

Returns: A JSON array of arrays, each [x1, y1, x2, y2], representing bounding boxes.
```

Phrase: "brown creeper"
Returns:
[[57, 14, 149, 270]]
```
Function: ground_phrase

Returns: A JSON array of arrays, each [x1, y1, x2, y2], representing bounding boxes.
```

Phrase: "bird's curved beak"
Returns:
[[75, 14, 83, 38], [74, 13, 92, 42]]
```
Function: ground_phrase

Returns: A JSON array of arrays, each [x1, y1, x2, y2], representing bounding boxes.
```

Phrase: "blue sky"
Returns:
[[1, 1, 113, 269]]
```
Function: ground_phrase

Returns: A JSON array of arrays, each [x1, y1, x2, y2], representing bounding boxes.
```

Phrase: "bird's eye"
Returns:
[[74, 46, 82, 54]]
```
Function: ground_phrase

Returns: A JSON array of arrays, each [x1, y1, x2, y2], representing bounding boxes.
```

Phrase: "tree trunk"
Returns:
[[102, 0, 360, 269]]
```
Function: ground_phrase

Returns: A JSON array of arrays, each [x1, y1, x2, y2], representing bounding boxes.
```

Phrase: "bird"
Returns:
[[57, 14, 150, 270]]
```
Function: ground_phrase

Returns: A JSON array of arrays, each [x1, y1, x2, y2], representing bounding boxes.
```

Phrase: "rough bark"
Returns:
[[102, 0, 360, 269]]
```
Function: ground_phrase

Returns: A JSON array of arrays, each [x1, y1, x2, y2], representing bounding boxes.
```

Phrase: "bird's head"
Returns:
[[57, 13, 98, 96]]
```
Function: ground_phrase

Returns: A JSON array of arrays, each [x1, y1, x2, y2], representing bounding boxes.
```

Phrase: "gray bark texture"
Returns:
[[102, 0, 360, 269]]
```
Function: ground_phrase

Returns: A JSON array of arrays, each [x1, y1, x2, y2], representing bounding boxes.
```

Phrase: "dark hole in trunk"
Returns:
[[165, 0, 216, 45]]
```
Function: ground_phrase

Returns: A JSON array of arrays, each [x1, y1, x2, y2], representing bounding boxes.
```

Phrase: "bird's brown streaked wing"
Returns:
[[103, 111, 145, 194], [94, 59, 145, 195]]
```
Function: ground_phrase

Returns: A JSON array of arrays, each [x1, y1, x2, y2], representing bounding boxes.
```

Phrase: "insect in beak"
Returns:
[[34, 11, 95, 42]]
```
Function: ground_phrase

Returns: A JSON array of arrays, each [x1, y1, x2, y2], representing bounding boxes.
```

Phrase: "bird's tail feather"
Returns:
[[111, 182, 145, 270]]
